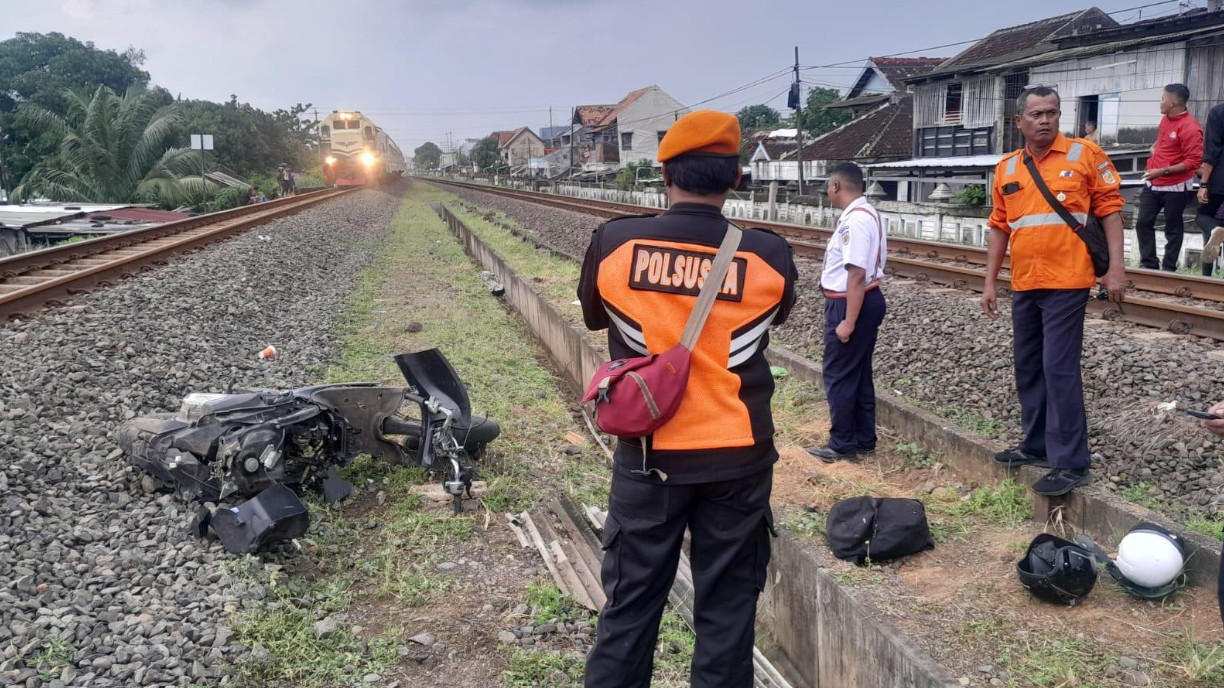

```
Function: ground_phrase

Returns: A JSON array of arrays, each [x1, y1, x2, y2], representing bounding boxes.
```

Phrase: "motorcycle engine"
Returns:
[[217, 424, 286, 498]]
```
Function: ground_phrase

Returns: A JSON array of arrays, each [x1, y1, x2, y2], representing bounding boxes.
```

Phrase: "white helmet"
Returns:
[[1110, 523, 1186, 598]]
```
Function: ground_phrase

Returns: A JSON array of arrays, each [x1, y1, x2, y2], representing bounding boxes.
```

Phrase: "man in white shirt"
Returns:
[[807, 163, 887, 462]]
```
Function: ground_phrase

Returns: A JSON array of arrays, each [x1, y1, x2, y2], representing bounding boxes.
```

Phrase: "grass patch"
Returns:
[[1163, 638, 1224, 684], [925, 479, 1031, 542], [996, 635, 1116, 688], [653, 611, 696, 685], [525, 582, 594, 626], [503, 648, 585, 687], [895, 441, 939, 469], [1184, 514, 1224, 541], [785, 509, 827, 539], [1121, 480, 1166, 511], [230, 563, 400, 687], [771, 376, 825, 446]]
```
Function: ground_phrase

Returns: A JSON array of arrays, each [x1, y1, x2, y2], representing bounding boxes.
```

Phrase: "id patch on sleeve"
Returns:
[[1101, 169, 1117, 185]]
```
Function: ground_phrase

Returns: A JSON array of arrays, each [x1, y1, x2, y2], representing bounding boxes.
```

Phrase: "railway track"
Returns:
[[0, 188, 353, 319], [429, 178, 1224, 342]]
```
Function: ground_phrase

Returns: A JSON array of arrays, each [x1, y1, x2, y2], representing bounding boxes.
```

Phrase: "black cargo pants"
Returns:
[[584, 465, 775, 688]]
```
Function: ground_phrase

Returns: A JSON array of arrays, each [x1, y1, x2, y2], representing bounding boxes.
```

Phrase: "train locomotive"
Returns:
[[320, 110, 406, 186]]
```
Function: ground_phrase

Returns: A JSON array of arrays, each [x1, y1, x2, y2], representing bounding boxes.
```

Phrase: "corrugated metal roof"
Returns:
[[0, 209, 83, 229]]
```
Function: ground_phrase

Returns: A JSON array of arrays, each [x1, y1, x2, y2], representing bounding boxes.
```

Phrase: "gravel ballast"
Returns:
[[443, 183, 1224, 517], [0, 185, 403, 687]]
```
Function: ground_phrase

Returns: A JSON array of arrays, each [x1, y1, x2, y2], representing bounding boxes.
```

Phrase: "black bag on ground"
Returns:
[[826, 496, 935, 565]]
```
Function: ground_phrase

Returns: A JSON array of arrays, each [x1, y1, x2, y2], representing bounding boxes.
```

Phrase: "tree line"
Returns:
[[0, 32, 317, 206]]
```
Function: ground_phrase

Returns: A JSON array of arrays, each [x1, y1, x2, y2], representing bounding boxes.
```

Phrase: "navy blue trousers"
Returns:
[[1012, 289, 1091, 470], [822, 288, 886, 454]]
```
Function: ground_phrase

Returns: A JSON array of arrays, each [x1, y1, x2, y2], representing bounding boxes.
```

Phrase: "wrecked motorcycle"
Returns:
[[119, 349, 500, 553]]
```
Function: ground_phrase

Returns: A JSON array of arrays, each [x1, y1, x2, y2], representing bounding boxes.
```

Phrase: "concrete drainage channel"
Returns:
[[435, 204, 1223, 688]]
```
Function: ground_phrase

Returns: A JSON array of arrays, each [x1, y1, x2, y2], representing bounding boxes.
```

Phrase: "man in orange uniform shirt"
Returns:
[[982, 86, 1127, 497]]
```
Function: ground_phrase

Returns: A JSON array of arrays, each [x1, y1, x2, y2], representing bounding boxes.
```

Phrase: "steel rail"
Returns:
[[429, 178, 1224, 341], [0, 189, 353, 319], [429, 178, 1224, 305]]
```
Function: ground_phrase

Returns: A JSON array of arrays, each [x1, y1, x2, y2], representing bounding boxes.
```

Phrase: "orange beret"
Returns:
[[657, 110, 741, 163]]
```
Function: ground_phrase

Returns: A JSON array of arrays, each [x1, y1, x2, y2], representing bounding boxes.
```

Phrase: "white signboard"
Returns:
[[190, 134, 215, 151]]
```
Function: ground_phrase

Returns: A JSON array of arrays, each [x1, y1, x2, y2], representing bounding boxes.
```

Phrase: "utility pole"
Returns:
[[570, 106, 576, 180], [793, 46, 805, 197]]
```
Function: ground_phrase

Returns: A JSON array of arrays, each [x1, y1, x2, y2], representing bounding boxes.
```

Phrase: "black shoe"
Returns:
[[857, 447, 876, 457], [1031, 469, 1092, 497], [994, 448, 1050, 468], [806, 446, 858, 464]]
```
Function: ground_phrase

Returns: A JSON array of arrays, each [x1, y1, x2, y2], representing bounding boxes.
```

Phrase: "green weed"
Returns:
[[525, 582, 592, 625], [895, 441, 938, 468], [1184, 514, 1224, 541], [30, 635, 73, 681], [1164, 638, 1224, 683], [1121, 481, 1166, 511], [503, 648, 584, 687]]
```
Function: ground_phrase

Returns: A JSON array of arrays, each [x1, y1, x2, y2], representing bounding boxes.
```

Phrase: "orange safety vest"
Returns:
[[988, 134, 1125, 291]]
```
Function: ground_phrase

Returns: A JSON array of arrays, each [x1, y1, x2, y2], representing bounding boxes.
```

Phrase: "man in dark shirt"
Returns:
[[578, 110, 797, 687], [1197, 102, 1224, 276]]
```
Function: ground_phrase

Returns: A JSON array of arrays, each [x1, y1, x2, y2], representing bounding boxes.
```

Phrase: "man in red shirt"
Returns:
[[1136, 83, 1203, 271]]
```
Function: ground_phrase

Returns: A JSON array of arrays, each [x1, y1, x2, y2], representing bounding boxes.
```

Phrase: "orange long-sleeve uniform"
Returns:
[[988, 134, 1126, 291]]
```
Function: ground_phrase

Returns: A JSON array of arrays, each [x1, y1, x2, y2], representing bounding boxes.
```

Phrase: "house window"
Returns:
[[621, 132, 633, 150], [1078, 95, 1100, 139], [944, 84, 962, 123]]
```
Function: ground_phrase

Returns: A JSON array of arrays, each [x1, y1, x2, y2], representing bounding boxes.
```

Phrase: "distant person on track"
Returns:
[[578, 110, 797, 688], [982, 86, 1127, 498], [1196, 100, 1224, 276], [277, 165, 293, 197], [805, 162, 887, 463], [248, 186, 260, 204], [1136, 84, 1202, 272]]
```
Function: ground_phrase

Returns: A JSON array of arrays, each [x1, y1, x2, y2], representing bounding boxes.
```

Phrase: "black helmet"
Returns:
[[1017, 534, 1099, 606]]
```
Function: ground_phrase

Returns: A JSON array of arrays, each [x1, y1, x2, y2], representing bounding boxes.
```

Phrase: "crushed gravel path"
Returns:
[[0, 184, 404, 687]]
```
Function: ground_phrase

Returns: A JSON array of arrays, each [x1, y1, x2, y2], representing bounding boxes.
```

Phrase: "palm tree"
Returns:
[[12, 86, 202, 205]]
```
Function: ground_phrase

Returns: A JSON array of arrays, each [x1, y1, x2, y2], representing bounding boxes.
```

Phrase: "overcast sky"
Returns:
[[4, 0, 1196, 153]]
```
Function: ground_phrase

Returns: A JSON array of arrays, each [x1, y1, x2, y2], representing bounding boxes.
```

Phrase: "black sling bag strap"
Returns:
[[1021, 152, 1110, 277]]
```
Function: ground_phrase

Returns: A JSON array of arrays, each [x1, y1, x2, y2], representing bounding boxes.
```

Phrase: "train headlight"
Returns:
[[361, 152, 376, 166], [324, 156, 336, 165]]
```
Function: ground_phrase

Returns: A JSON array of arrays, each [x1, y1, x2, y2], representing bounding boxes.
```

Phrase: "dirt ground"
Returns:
[[772, 414, 1224, 687]]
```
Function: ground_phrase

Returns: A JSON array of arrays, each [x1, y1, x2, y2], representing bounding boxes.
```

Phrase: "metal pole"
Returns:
[[0, 124, 8, 204], [794, 46, 805, 197], [314, 108, 322, 170], [200, 148, 206, 206], [570, 106, 575, 180]]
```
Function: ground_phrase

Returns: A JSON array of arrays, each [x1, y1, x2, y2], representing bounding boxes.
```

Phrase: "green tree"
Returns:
[[414, 142, 442, 170], [175, 96, 314, 177], [12, 86, 199, 205], [800, 87, 853, 137], [471, 137, 501, 172], [736, 104, 781, 130], [0, 32, 151, 189], [614, 159, 657, 190]]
